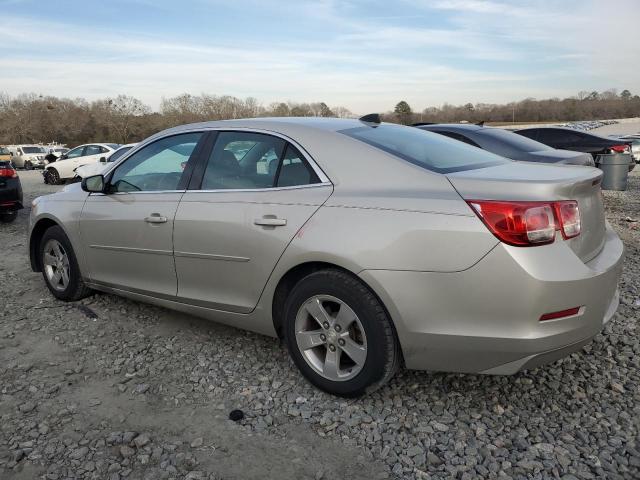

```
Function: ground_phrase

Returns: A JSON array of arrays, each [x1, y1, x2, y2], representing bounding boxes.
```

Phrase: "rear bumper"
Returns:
[[360, 224, 624, 374]]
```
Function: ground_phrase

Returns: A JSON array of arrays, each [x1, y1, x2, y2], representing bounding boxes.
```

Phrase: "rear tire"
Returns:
[[39, 226, 92, 301], [25, 161, 33, 170], [0, 212, 17, 223], [283, 269, 401, 397]]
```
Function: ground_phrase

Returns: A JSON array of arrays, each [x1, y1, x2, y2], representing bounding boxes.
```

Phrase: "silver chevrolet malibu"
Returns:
[[28, 117, 624, 397]]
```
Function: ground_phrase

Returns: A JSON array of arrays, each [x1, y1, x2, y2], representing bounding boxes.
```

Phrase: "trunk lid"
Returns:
[[447, 162, 606, 262]]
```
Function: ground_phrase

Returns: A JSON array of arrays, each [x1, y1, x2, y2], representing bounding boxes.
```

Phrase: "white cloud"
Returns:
[[1, 0, 638, 113]]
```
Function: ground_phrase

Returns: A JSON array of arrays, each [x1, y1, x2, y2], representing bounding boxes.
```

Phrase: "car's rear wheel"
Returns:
[[39, 226, 92, 301], [25, 161, 33, 170], [283, 269, 400, 397], [47, 168, 62, 185], [0, 212, 18, 223]]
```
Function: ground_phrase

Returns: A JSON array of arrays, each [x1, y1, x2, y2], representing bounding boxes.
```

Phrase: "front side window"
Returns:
[[109, 132, 203, 192], [340, 124, 508, 174]]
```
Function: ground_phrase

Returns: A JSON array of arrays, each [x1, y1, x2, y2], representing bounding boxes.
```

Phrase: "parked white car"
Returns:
[[7, 145, 47, 169], [44, 143, 120, 184], [74, 144, 137, 180]]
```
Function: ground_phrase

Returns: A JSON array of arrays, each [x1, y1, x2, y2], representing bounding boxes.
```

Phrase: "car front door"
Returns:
[[79, 132, 205, 296], [173, 130, 333, 313]]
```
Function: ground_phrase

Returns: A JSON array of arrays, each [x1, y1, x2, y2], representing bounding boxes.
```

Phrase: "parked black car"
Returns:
[[515, 127, 634, 171], [414, 123, 594, 166], [0, 161, 23, 223]]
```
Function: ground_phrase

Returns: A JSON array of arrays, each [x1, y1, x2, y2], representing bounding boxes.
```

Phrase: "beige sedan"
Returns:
[[29, 116, 623, 396]]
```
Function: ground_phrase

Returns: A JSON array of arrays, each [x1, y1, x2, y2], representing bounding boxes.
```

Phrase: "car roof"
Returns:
[[158, 117, 367, 137]]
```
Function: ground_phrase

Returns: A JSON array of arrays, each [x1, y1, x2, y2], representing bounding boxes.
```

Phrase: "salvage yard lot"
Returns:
[[1, 170, 639, 480]]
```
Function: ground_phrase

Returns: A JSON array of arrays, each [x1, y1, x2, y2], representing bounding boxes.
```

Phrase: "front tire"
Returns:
[[283, 269, 401, 397], [25, 161, 33, 170], [39, 226, 92, 301]]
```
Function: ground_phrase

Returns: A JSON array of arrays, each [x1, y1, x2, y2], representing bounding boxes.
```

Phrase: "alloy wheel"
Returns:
[[43, 239, 70, 291], [294, 295, 368, 381]]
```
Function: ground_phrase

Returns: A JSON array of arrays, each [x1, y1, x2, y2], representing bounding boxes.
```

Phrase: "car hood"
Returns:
[[526, 149, 594, 166]]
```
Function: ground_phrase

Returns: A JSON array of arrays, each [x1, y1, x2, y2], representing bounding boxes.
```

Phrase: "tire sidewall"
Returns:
[[284, 270, 394, 397], [40, 226, 83, 300]]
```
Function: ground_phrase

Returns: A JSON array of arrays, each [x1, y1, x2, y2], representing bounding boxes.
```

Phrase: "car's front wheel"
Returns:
[[39, 226, 92, 301], [284, 269, 401, 397]]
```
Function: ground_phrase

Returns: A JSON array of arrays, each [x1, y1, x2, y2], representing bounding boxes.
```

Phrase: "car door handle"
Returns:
[[254, 217, 287, 227], [145, 214, 168, 224]]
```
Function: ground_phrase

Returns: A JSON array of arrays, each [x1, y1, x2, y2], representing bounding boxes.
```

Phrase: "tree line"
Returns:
[[1, 88, 638, 146], [390, 89, 640, 125], [0, 93, 353, 146]]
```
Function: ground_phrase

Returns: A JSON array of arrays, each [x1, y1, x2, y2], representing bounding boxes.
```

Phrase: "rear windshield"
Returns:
[[22, 146, 44, 154], [0, 147, 9, 155], [106, 143, 121, 150], [339, 124, 508, 173], [479, 128, 552, 150]]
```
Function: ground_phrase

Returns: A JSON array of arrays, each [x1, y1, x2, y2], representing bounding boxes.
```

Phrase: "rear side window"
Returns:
[[201, 131, 320, 190], [340, 124, 508, 173], [84, 145, 102, 156]]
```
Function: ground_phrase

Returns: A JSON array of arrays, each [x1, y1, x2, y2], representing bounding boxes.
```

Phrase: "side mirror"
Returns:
[[99, 157, 107, 163], [81, 174, 106, 193], [60, 154, 68, 160]]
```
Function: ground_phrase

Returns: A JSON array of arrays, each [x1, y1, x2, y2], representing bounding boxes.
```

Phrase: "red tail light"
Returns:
[[610, 144, 629, 153], [0, 167, 17, 178], [467, 200, 580, 247]]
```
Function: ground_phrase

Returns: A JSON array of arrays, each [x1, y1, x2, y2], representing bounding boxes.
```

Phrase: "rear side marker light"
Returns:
[[540, 306, 581, 321], [467, 200, 581, 247]]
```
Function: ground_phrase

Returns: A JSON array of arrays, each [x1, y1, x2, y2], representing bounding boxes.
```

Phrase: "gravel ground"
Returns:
[[1, 170, 639, 480]]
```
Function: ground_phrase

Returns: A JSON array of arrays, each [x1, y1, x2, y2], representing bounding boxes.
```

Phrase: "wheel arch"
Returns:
[[29, 217, 63, 272], [270, 261, 402, 360]]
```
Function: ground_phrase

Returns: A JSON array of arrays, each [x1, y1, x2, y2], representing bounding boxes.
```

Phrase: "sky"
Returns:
[[1, 0, 638, 114]]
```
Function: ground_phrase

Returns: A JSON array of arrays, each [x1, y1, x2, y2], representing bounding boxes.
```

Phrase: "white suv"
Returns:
[[8, 145, 46, 169], [44, 143, 120, 184]]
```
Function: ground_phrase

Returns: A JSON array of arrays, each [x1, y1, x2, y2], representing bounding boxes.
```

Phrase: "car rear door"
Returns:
[[79, 132, 206, 296], [173, 130, 333, 313]]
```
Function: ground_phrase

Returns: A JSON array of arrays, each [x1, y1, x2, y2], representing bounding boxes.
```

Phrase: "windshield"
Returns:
[[0, 147, 9, 155], [340, 124, 508, 173], [22, 146, 45, 154], [108, 146, 133, 162], [54, 148, 68, 153], [106, 143, 121, 150]]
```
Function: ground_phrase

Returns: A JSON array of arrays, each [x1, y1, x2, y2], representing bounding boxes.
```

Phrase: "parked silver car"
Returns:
[[28, 117, 623, 396]]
